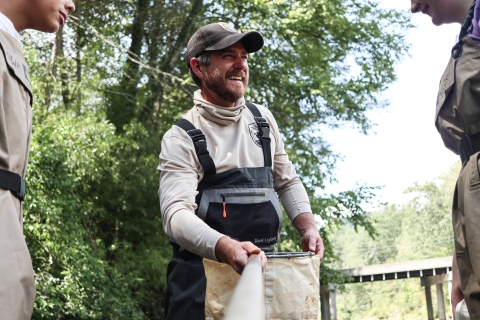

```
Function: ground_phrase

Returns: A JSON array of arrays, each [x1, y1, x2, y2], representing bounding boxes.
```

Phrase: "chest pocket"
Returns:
[[199, 183, 283, 247]]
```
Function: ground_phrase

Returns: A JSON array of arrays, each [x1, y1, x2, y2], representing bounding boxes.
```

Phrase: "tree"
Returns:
[[331, 162, 460, 318]]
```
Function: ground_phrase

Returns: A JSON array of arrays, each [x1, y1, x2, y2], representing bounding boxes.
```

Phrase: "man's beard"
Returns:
[[203, 68, 248, 103]]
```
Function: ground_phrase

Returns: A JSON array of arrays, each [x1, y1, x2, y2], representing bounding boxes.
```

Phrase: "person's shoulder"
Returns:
[[246, 102, 277, 123], [246, 101, 273, 116], [163, 122, 189, 140], [162, 110, 196, 142], [0, 29, 22, 54]]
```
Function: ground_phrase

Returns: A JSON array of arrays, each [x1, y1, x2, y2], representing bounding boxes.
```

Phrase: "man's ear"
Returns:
[[190, 57, 204, 81]]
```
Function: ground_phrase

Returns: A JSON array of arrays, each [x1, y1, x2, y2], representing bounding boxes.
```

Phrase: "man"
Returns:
[[411, 0, 480, 317], [158, 22, 324, 319], [0, 0, 75, 318]]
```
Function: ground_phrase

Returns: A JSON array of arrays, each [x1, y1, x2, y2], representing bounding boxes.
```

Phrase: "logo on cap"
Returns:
[[218, 22, 236, 32]]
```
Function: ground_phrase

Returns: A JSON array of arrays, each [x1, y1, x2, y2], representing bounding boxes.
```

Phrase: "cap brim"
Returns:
[[205, 31, 264, 53]]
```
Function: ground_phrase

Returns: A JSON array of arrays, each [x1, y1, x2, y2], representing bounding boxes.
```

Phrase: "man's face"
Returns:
[[26, 0, 75, 32], [200, 42, 249, 106], [410, 0, 456, 25]]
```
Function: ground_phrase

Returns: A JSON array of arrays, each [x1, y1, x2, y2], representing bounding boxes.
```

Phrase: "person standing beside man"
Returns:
[[158, 22, 324, 319], [0, 0, 75, 318], [411, 0, 480, 317]]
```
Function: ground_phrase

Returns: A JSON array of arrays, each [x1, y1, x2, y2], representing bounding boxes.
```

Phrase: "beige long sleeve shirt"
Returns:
[[158, 90, 311, 261], [0, 28, 35, 320]]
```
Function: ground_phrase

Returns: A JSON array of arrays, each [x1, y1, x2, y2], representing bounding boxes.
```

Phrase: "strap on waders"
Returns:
[[174, 102, 273, 174], [452, 0, 476, 58], [460, 132, 480, 164], [0, 169, 25, 201], [245, 102, 272, 168]]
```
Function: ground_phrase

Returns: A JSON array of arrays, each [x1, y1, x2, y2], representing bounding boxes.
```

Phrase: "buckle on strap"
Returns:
[[187, 129, 209, 155], [460, 132, 480, 164], [254, 116, 270, 139], [13, 178, 25, 201]]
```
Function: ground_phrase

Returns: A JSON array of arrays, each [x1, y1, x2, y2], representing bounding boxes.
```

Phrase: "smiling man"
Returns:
[[158, 22, 324, 319]]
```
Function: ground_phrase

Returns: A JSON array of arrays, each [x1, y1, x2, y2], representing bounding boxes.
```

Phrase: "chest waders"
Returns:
[[435, 1, 480, 317], [164, 103, 283, 320]]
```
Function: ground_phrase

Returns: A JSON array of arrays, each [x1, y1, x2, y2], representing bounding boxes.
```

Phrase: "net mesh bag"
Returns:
[[204, 253, 320, 320]]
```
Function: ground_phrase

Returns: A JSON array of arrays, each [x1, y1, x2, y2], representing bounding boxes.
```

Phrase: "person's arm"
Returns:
[[159, 127, 224, 261], [451, 252, 464, 318], [159, 126, 266, 272], [262, 107, 324, 259], [292, 212, 324, 259]]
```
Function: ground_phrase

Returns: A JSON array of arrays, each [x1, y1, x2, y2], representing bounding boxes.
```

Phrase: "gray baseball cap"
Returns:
[[185, 22, 264, 68]]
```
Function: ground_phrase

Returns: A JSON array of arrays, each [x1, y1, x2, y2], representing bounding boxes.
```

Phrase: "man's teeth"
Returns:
[[229, 76, 242, 80]]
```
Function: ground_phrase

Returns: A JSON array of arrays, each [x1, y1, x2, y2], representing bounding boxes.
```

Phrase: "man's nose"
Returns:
[[233, 57, 247, 70], [411, 0, 420, 13], [65, 1, 76, 14]]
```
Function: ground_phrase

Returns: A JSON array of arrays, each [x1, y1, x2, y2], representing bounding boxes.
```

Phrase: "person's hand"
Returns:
[[451, 253, 464, 319], [293, 212, 324, 261], [215, 236, 267, 274], [301, 228, 324, 260]]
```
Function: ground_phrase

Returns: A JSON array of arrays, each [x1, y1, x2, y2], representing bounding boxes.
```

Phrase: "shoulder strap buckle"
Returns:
[[246, 102, 273, 168], [187, 129, 209, 155], [254, 116, 270, 139], [175, 119, 217, 176]]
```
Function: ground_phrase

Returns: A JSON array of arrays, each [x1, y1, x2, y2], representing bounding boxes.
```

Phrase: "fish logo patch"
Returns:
[[23, 63, 30, 84], [248, 123, 262, 147]]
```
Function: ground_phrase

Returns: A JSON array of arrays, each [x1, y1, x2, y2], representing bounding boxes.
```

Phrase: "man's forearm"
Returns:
[[292, 212, 317, 236], [292, 212, 324, 258]]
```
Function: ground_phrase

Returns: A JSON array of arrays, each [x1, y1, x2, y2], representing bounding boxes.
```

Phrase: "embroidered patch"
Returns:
[[218, 22, 236, 32], [248, 123, 262, 147], [436, 71, 451, 107], [22, 63, 30, 84]]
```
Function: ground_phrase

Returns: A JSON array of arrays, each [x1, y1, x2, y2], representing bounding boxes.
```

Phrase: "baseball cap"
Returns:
[[185, 22, 264, 67]]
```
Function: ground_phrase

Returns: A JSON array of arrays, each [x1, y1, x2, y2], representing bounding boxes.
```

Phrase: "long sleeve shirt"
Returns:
[[158, 90, 312, 261]]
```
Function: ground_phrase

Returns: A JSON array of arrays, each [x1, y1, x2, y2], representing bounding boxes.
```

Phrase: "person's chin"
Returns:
[[228, 82, 245, 93], [430, 15, 444, 26], [39, 20, 61, 33]]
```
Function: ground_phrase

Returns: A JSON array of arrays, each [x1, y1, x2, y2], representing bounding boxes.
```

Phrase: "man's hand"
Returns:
[[215, 236, 267, 274], [293, 212, 324, 260], [451, 252, 464, 319]]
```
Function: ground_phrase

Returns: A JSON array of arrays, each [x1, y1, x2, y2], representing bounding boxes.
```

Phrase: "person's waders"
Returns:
[[164, 103, 283, 320]]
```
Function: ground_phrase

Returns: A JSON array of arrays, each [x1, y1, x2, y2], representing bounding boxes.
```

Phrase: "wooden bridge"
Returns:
[[321, 256, 453, 320]]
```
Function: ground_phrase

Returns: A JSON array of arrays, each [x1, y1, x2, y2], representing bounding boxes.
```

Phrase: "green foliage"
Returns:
[[24, 112, 170, 318], [25, 114, 142, 318], [19, 0, 412, 317], [330, 163, 460, 318]]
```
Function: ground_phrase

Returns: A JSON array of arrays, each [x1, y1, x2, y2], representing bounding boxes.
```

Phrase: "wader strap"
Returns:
[[245, 102, 272, 168], [452, 0, 476, 58], [0, 169, 25, 201], [175, 119, 217, 176], [460, 132, 480, 164]]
